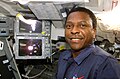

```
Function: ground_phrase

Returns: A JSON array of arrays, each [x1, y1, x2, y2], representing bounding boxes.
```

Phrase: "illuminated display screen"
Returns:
[[19, 39, 42, 56], [19, 20, 42, 33]]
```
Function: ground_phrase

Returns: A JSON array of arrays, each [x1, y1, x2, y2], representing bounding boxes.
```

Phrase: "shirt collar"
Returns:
[[63, 49, 72, 60], [74, 44, 95, 65], [63, 44, 95, 65]]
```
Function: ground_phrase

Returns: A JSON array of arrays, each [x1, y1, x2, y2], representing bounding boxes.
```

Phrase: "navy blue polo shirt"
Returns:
[[56, 45, 120, 79]]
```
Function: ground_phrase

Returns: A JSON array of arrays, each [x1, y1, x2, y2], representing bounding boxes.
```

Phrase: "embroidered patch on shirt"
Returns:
[[64, 76, 84, 79]]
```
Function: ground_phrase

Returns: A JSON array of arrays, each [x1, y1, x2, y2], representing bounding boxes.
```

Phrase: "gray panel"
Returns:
[[52, 21, 64, 28], [28, 3, 62, 20]]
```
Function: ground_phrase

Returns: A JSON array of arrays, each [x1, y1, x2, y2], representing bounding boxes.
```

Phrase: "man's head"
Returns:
[[65, 7, 97, 52]]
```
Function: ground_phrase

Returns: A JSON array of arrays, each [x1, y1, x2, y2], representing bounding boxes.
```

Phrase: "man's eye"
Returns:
[[80, 24, 87, 29], [66, 25, 72, 29]]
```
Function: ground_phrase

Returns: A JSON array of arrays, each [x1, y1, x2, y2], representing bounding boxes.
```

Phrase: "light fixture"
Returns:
[[11, 0, 89, 4]]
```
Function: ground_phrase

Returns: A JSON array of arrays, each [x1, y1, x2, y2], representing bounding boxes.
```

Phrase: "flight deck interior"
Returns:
[[0, 0, 120, 79]]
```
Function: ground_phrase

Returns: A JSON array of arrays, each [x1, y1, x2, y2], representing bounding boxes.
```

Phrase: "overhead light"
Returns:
[[11, 0, 89, 4], [10, 0, 29, 4]]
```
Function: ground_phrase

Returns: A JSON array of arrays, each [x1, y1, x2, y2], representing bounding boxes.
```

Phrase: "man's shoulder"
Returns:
[[93, 46, 113, 57], [92, 46, 118, 63]]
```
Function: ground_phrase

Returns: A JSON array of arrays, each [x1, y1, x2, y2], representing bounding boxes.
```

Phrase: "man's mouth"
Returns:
[[70, 37, 84, 40], [71, 38, 80, 40], [70, 38, 83, 43]]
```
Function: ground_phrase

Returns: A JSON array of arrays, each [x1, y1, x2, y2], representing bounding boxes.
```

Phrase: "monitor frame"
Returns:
[[14, 19, 43, 36], [14, 36, 51, 59]]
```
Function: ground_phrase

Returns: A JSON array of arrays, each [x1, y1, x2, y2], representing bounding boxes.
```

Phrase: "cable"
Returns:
[[25, 65, 34, 76], [44, 65, 53, 71], [22, 66, 47, 79]]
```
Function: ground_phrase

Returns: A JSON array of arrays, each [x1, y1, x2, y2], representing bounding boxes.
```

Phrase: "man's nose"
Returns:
[[71, 26, 80, 34]]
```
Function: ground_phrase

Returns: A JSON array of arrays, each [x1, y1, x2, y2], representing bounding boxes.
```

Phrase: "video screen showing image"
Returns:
[[19, 39, 42, 56], [19, 20, 42, 33]]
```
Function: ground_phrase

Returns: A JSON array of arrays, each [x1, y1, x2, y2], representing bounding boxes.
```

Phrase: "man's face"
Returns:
[[65, 11, 96, 51]]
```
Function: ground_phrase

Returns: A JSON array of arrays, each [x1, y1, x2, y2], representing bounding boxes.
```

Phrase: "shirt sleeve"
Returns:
[[96, 57, 120, 79]]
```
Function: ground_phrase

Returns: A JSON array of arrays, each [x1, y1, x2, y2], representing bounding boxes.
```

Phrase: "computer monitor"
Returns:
[[15, 20, 42, 35], [14, 36, 51, 59]]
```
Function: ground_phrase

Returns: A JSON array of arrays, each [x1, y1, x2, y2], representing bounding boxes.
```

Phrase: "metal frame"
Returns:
[[0, 37, 22, 79]]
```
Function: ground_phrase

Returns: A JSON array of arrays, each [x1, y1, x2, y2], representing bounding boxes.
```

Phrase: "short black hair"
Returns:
[[65, 7, 97, 29]]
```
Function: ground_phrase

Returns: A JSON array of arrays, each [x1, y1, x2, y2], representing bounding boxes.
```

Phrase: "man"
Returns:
[[55, 7, 120, 79]]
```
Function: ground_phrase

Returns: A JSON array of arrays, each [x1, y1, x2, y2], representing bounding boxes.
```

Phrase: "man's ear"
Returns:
[[92, 29, 96, 39]]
